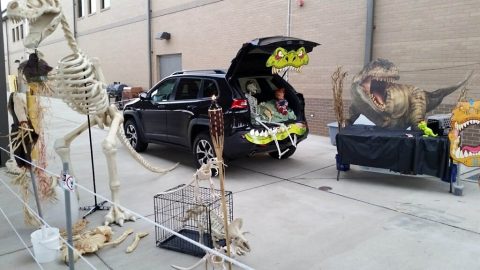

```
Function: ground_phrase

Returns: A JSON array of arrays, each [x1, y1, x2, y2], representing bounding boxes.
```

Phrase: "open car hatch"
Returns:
[[226, 36, 320, 81]]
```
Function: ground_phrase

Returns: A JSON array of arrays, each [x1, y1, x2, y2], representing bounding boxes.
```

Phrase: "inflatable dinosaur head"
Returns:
[[449, 99, 480, 166], [266, 47, 309, 74], [7, 0, 62, 49], [352, 58, 400, 112]]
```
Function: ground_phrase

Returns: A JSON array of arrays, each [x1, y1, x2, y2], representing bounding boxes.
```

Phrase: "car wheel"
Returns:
[[193, 133, 216, 168], [268, 145, 296, 159], [124, 119, 148, 152]]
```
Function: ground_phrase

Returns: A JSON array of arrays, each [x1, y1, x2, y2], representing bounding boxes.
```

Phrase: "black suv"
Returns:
[[123, 36, 318, 167]]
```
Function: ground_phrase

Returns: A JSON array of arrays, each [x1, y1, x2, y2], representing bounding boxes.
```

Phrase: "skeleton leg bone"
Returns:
[[55, 118, 97, 200], [103, 107, 135, 226]]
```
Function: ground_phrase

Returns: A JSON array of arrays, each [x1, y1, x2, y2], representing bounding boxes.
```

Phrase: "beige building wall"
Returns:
[[3, 0, 480, 136], [76, 0, 149, 87], [373, 0, 480, 103]]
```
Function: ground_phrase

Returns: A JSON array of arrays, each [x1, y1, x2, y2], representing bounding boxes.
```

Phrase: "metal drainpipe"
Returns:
[[0, 2, 10, 166], [285, 0, 291, 81], [148, 0, 153, 88], [4, 15, 10, 74], [287, 0, 291, 36], [364, 0, 374, 65]]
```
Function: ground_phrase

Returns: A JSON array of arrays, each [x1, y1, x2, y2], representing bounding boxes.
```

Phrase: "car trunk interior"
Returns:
[[232, 74, 305, 128]]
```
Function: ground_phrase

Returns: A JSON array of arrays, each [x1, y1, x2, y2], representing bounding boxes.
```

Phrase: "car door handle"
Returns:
[[156, 104, 166, 109], [187, 105, 197, 110]]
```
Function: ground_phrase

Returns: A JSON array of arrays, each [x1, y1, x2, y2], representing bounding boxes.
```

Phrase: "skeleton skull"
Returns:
[[7, 0, 62, 49]]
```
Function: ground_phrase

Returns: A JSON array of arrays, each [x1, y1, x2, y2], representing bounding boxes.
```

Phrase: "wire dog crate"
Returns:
[[154, 185, 233, 257]]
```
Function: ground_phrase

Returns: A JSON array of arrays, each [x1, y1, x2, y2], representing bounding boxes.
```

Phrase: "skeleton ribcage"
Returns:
[[53, 50, 109, 115]]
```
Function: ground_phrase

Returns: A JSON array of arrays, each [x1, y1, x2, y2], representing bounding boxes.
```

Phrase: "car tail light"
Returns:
[[230, 99, 248, 109]]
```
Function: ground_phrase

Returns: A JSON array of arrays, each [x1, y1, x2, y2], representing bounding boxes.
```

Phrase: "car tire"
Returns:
[[268, 145, 296, 159], [124, 119, 148, 152], [192, 133, 216, 168]]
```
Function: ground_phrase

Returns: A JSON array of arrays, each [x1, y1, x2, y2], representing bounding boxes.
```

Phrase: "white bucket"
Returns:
[[31, 227, 60, 263]]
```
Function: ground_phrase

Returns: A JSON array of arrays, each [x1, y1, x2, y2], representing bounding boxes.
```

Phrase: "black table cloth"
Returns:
[[336, 125, 450, 180]]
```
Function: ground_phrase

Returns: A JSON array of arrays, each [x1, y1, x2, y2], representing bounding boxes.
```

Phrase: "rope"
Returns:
[[0, 146, 254, 270], [0, 206, 45, 270]]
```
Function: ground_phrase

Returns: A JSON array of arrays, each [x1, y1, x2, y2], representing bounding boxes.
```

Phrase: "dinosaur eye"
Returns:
[[9, 2, 18, 9], [277, 50, 284, 58], [298, 50, 303, 58]]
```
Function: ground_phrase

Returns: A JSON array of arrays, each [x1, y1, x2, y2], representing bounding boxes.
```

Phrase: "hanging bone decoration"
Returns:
[[7, 0, 178, 226]]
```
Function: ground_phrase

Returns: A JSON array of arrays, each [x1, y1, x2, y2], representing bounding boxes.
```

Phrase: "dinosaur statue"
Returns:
[[417, 121, 437, 137], [7, 0, 177, 226], [347, 58, 472, 129], [448, 99, 480, 167], [266, 47, 309, 74]]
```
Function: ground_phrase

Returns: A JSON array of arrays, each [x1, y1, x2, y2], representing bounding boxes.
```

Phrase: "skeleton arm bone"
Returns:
[[126, 232, 148, 253], [102, 228, 134, 247]]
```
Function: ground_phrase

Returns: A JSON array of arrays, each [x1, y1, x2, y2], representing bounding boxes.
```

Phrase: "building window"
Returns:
[[12, 28, 16, 42], [77, 0, 84, 17], [101, 0, 110, 9], [15, 27, 19, 42], [88, 0, 96, 14], [20, 24, 24, 39]]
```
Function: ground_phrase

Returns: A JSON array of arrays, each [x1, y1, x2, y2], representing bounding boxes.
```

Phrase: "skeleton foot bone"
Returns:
[[104, 206, 136, 226]]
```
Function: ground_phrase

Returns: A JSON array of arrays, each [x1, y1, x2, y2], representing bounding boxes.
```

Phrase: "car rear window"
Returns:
[[202, 79, 219, 98], [175, 78, 202, 100]]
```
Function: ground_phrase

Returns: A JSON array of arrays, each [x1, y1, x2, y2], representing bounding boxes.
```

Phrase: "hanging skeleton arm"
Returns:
[[7, 0, 177, 226]]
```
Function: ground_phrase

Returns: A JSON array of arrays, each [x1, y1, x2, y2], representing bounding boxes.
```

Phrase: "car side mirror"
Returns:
[[139, 92, 148, 100]]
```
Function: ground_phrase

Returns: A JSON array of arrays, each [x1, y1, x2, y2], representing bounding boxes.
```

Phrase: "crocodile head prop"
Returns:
[[7, 0, 62, 49], [448, 99, 480, 166], [352, 58, 400, 113], [266, 47, 309, 74]]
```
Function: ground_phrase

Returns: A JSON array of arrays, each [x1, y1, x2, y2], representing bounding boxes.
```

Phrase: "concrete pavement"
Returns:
[[1, 97, 480, 270]]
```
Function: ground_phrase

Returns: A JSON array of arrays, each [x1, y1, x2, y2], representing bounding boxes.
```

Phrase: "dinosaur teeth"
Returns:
[[455, 147, 480, 159]]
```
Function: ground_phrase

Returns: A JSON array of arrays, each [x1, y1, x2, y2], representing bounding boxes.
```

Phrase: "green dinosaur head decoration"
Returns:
[[417, 120, 427, 130], [266, 47, 309, 74]]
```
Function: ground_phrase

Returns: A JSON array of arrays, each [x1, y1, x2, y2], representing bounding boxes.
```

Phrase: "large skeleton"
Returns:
[[7, 0, 177, 226]]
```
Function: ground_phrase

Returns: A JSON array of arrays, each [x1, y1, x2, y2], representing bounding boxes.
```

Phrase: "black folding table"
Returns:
[[336, 125, 453, 190]]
